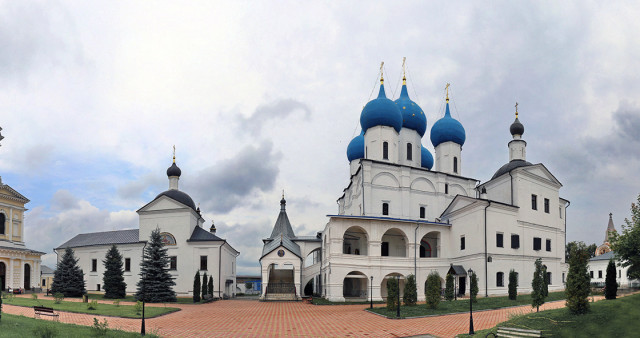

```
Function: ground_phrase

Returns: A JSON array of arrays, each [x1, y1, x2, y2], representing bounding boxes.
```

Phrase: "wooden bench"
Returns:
[[485, 327, 543, 337], [33, 306, 59, 321]]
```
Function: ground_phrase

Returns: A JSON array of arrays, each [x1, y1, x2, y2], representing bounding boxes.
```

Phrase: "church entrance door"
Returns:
[[458, 276, 466, 296], [24, 264, 31, 290], [266, 264, 295, 300], [0, 262, 5, 290]]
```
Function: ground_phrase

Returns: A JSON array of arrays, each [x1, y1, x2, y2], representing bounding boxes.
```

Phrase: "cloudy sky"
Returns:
[[1, 1, 640, 275]]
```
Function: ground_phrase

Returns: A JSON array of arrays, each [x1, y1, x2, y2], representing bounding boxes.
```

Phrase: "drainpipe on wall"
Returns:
[[484, 201, 491, 297], [361, 162, 365, 215], [508, 171, 514, 205], [564, 201, 570, 264], [414, 223, 419, 278]]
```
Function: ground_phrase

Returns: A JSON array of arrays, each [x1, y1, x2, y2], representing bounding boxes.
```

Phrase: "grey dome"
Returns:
[[167, 163, 181, 177], [155, 189, 196, 211], [510, 117, 524, 136], [491, 159, 533, 180]]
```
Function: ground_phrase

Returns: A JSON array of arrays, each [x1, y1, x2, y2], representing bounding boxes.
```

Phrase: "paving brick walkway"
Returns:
[[2, 293, 631, 337]]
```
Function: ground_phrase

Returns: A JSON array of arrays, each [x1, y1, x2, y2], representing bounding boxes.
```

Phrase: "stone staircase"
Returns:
[[264, 293, 298, 301]]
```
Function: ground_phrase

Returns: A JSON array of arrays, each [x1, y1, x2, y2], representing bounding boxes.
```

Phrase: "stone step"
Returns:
[[264, 293, 298, 301]]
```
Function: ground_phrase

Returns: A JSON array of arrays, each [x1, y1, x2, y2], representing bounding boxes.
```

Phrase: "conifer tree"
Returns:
[[202, 272, 208, 300], [136, 229, 176, 302], [403, 274, 417, 306], [542, 265, 549, 297], [470, 272, 479, 303], [605, 259, 618, 300], [193, 271, 201, 303], [444, 273, 454, 301], [208, 276, 214, 297], [386, 277, 399, 311], [531, 258, 546, 312], [425, 271, 441, 309], [51, 247, 86, 297], [102, 244, 126, 299], [566, 241, 590, 314], [508, 269, 518, 300]]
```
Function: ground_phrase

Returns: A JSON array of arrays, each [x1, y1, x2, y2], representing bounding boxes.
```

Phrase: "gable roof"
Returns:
[[41, 265, 55, 274], [0, 178, 30, 204], [261, 235, 302, 259], [590, 250, 616, 261], [187, 226, 224, 242], [56, 229, 140, 249]]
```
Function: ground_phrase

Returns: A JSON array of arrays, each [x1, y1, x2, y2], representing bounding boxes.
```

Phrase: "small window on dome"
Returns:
[[383, 142, 389, 160], [407, 143, 412, 161]]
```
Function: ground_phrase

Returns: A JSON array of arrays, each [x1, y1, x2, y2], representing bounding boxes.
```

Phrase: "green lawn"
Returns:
[[369, 291, 566, 318], [3, 297, 179, 318], [85, 293, 208, 304], [458, 293, 640, 337], [0, 313, 153, 337]]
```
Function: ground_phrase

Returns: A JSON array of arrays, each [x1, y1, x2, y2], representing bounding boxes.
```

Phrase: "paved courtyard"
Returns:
[[1, 295, 605, 337]]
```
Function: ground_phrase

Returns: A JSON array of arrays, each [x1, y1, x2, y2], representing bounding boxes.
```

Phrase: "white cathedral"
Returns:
[[261, 68, 568, 301]]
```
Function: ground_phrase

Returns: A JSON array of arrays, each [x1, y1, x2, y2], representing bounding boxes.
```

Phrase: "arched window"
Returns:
[[496, 272, 504, 287], [0, 213, 5, 234], [382, 202, 389, 216], [419, 239, 431, 257], [382, 142, 389, 160], [419, 207, 425, 219], [406, 143, 412, 161], [453, 157, 458, 173]]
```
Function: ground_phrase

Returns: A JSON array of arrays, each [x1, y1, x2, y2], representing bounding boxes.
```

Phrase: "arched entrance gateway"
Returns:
[[24, 263, 31, 290], [343, 271, 368, 299]]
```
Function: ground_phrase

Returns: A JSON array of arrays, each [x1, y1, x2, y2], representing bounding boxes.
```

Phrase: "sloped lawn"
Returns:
[[3, 297, 179, 318]]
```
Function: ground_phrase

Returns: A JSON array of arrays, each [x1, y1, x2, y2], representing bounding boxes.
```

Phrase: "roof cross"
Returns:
[[515, 102, 519, 118]]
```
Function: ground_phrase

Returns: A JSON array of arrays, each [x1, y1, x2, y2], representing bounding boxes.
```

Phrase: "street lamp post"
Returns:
[[370, 276, 373, 309], [396, 275, 400, 318], [141, 241, 148, 336], [468, 268, 474, 335]]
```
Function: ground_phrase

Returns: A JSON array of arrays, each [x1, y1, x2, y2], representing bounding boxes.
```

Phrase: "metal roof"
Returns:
[[56, 229, 140, 249], [590, 251, 616, 261], [187, 226, 224, 242]]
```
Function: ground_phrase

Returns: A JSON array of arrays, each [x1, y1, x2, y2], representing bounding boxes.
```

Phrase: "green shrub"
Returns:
[[508, 269, 518, 300], [531, 258, 546, 312], [32, 324, 58, 338], [135, 300, 143, 314], [403, 274, 417, 306], [386, 277, 399, 312], [92, 318, 109, 336], [87, 299, 98, 310], [471, 272, 479, 303], [113, 299, 121, 307], [53, 293, 64, 304], [31, 293, 39, 300], [425, 271, 441, 309], [444, 273, 454, 301], [605, 259, 618, 300], [566, 242, 591, 314]]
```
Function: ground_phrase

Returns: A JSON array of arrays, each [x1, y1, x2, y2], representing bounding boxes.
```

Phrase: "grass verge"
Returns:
[[4, 297, 179, 318], [312, 298, 385, 305], [0, 313, 154, 337], [369, 291, 565, 318], [458, 293, 640, 337]]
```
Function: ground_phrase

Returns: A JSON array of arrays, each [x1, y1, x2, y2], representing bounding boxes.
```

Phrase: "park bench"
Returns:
[[485, 327, 543, 338], [33, 306, 59, 321]]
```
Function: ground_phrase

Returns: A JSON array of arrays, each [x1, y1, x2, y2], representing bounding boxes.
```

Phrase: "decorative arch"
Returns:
[[159, 232, 176, 246], [380, 228, 408, 257], [343, 271, 369, 299], [410, 177, 436, 193], [343, 226, 368, 255], [380, 272, 405, 300], [371, 172, 400, 188], [449, 183, 468, 196], [304, 248, 321, 268], [420, 231, 440, 258]]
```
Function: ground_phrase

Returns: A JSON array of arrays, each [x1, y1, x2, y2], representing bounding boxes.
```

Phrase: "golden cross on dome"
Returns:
[[515, 102, 519, 118], [402, 57, 407, 84], [380, 61, 384, 84], [172, 145, 176, 163], [445, 83, 450, 101]]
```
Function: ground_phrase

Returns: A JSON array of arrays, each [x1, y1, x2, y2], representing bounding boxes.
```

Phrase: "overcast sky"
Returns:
[[2, 1, 640, 275]]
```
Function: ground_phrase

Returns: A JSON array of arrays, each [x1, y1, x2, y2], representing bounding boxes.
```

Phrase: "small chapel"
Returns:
[[589, 213, 639, 287]]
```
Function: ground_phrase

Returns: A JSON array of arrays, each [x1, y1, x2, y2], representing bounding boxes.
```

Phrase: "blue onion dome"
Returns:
[[360, 79, 403, 133], [167, 158, 181, 177], [430, 99, 466, 148], [394, 78, 427, 136], [346, 131, 365, 162], [421, 146, 434, 170]]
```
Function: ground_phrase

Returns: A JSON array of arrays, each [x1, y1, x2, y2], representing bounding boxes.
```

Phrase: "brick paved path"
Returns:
[[1, 294, 626, 337]]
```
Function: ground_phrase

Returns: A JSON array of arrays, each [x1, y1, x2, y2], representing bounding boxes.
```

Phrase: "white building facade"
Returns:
[[56, 159, 239, 297], [318, 73, 568, 301], [589, 214, 639, 288]]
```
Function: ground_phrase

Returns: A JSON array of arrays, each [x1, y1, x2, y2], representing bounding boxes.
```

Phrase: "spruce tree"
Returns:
[[202, 272, 208, 300], [136, 229, 177, 302], [425, 271, 441, 309], [208, 276, 214, 297], [531, 258, 546, 312], [566, 241, 590, 314], [508, 269, 518, 300], [386, 277, 399, 311], [193, 271, 201, 303], [470, 272, 479, 303], [51, 247, 86, 297], [605, 259, 618, 300], [403, 274, 417, 306], [444, 273, 454, 301], [102, 244, 127, 299]]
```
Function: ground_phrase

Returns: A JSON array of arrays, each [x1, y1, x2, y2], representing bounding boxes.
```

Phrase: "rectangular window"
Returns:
[[497, 272, 504, 287], [382, 142, 389, 160], [544, 198, 550, 213], [170, 256, 177, 270], [562, 273, 565, 283], [546, 272, 552, 285], [496, 233, 504, 248], [382, 202, 389, 216], [531, 194, 538, 210], [407, 143, 412, 161], [445, 184, 449, 194], [533, 237, 542, 251], [91, 259, 97, 272], [381, 242, 389, 256], [42, 279, 46, 286], [200, 256, 208, 271], [460, 236, 466, 250], [546, 239, 552, 252], [619, 270, 622, 278], [590, 271, 594, 278], [97, 284, 101, 291], [419, 206, 425, 219], [511, 234, 520, 249], [125, 258, 131, 272], [598, 270, 602, 278]]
